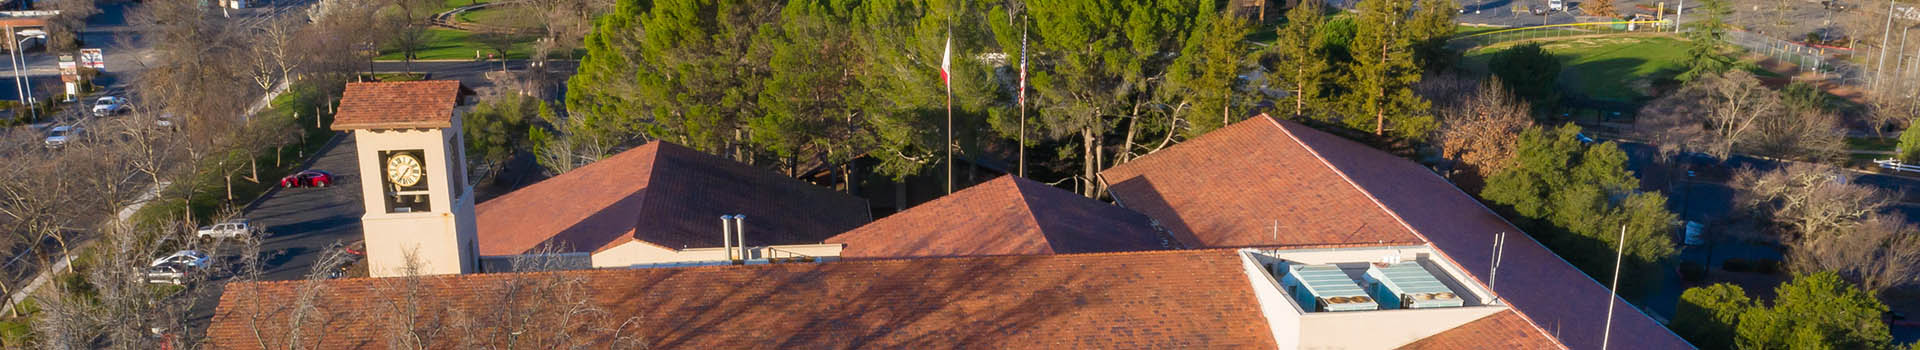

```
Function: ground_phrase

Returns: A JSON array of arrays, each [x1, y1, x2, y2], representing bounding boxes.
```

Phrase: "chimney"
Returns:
[[720, 215, 735, 261], [735, 215, 748, 261]]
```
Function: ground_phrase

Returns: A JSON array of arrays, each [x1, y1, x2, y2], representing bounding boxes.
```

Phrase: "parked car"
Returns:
[[150, 250, 211, 270], [156, 113, 176, 129], [145, 263, 192, 285], [1548, 0, 1565, 11], [196, 219, 256, 239], [279, 170, 335, 188], [92, 96, 129, 116], [43, 125, 81, 147]]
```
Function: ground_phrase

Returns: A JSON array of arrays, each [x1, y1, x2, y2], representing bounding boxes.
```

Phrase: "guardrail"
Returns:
[[1874, 158, 1920, 173]]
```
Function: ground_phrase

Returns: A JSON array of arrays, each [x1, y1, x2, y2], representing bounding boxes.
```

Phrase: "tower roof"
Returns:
[[330, 80, 464, 130], [827, 176, 1170, 259]]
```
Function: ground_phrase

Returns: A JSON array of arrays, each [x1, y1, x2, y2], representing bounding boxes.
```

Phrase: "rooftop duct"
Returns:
[[1279, 264, 1378, 312], [1364, 261, 1463, 309]]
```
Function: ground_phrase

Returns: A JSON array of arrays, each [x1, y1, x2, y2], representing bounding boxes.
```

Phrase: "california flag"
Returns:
[[940, 33, 952, 89]]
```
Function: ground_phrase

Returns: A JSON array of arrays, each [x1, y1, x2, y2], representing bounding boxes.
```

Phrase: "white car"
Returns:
[[43, 125, 81, 147], [1548, 0, 1564, 11], [92, 96, 129, 116], [145, 263, 192, 285], [196, 219, 256, 239], [150, 250, 211, 269]]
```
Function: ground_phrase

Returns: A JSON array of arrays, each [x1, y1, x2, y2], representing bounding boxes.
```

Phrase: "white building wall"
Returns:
[[354, 126, 476, 277], [592, 242, 843, 268], [1242, 250, 1303, 350]]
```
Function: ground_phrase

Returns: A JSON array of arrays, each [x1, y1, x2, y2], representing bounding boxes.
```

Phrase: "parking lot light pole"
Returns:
[[14, 30, 47, 121]]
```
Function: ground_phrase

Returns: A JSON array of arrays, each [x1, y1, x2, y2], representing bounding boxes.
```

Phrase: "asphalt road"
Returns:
[[369, 60, 580, 93], [180, 132, 363, 336]]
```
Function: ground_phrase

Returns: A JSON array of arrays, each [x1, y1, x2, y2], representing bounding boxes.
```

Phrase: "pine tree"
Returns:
[[1271, 0, 1333, 120], [1165, 12, 1252, 137], [1346, 0, 1436, 138]]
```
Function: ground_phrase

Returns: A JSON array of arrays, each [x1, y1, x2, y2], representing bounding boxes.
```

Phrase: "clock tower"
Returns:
[[331, 80, 477, 277]]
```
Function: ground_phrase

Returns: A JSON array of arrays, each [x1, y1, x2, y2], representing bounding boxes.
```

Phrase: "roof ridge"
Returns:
[[1003, 177, 1052, 246], [1263, 116, 1435, 246], [626, 142, 667, 250]]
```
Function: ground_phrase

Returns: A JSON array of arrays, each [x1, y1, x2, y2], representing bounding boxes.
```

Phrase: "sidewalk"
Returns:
[[0, 180, 167, 316]]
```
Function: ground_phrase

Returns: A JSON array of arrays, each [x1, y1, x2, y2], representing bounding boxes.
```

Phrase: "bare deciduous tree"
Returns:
[[1734, 162, 1892, 237], [1435, 77, 1534, 188], [1732, 162, 1920, 292], [1788, 213, 1920, 293]]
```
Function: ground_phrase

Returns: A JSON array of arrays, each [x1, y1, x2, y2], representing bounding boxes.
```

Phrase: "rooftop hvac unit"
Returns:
[[1364, 261, 1464, 309], [1281, 264, 1379, 312]]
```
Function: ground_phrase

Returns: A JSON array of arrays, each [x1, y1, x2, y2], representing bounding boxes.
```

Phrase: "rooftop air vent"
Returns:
[[1364, 261, 1464, 309], [1280, 264, 1379, 312]]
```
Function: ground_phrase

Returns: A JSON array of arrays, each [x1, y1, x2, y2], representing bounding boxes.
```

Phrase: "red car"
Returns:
[[280, 170, 334, 188]]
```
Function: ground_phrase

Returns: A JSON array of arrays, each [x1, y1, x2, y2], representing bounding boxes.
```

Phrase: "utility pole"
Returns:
[[1677, 0, 1686, 33], [1876, 0, 1896, 93]]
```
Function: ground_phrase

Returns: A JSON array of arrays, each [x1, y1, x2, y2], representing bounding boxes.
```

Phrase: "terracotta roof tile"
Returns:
[[474, 142, 870, 255], [330, 81, 462, 130], [206, 249, 1278, 349], [1397, 310, 1564, 349], [1280, 119, 1694, 350], [1102, 115, 1694, 350], [1100, 115, 1426, 248], [827, 176, 1171, 258]]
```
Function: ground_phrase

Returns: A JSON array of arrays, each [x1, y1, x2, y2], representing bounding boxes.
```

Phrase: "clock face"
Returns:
[[386, 153, 424, 187]]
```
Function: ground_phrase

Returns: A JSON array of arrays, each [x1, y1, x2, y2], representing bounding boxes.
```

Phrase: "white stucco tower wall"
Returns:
[[331, 80, 477, 277]]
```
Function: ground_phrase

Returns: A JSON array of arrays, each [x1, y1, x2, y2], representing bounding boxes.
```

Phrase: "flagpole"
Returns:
[[943, 24, 954, 195], [946, 78, 953, 194], [1017, 16, 1028, 178]]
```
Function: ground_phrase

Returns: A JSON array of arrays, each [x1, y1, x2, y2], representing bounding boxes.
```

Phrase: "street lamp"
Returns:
[[10, 29, 46, 121]]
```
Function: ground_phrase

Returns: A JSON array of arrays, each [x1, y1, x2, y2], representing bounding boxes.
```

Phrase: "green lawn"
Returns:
[[1848, 137, 1898, 152], [1455, 24, 1504, 36], [454, 4, 534, 29], [377, 28, 534, 60], [1465, 36, 1690, 101]]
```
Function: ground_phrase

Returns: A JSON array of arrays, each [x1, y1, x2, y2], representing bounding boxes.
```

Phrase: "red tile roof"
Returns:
[[827, 176, 1171, 258], [1100, 115, 1426, 248], [207, 249, 1279, 349], [1103, 115, 1694, 350], [1276, 117, 1694, 350], [473, 141, 870, 255], [330, 81, 463, 130], [1397, 310, 1564, 349]]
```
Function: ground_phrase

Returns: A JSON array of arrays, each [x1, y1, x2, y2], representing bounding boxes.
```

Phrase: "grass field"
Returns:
[[1465, 36, 1691, 101], [455, 4, 533, 28], [377, 28, 534, 60]]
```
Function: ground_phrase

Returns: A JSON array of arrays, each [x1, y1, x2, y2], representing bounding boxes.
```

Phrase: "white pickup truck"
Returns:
[[196, 219, 257, 239]]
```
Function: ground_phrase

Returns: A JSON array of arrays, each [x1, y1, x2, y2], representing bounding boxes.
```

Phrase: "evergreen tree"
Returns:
[[1488, 43, 1561, 113], [1270, 0, 1334, 120], [1679, 0, 1734, 81], [1675, 283, 1752, 350], [756, 0, 863, 177], [1481, 125, 1678, 296], [1407, 0, 1461, 70], [1900, 119, 1920, 162], [1346, 0, 1436, 138], [1734, 273, 1895, 350], [1165, 11, 1252, 137]]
